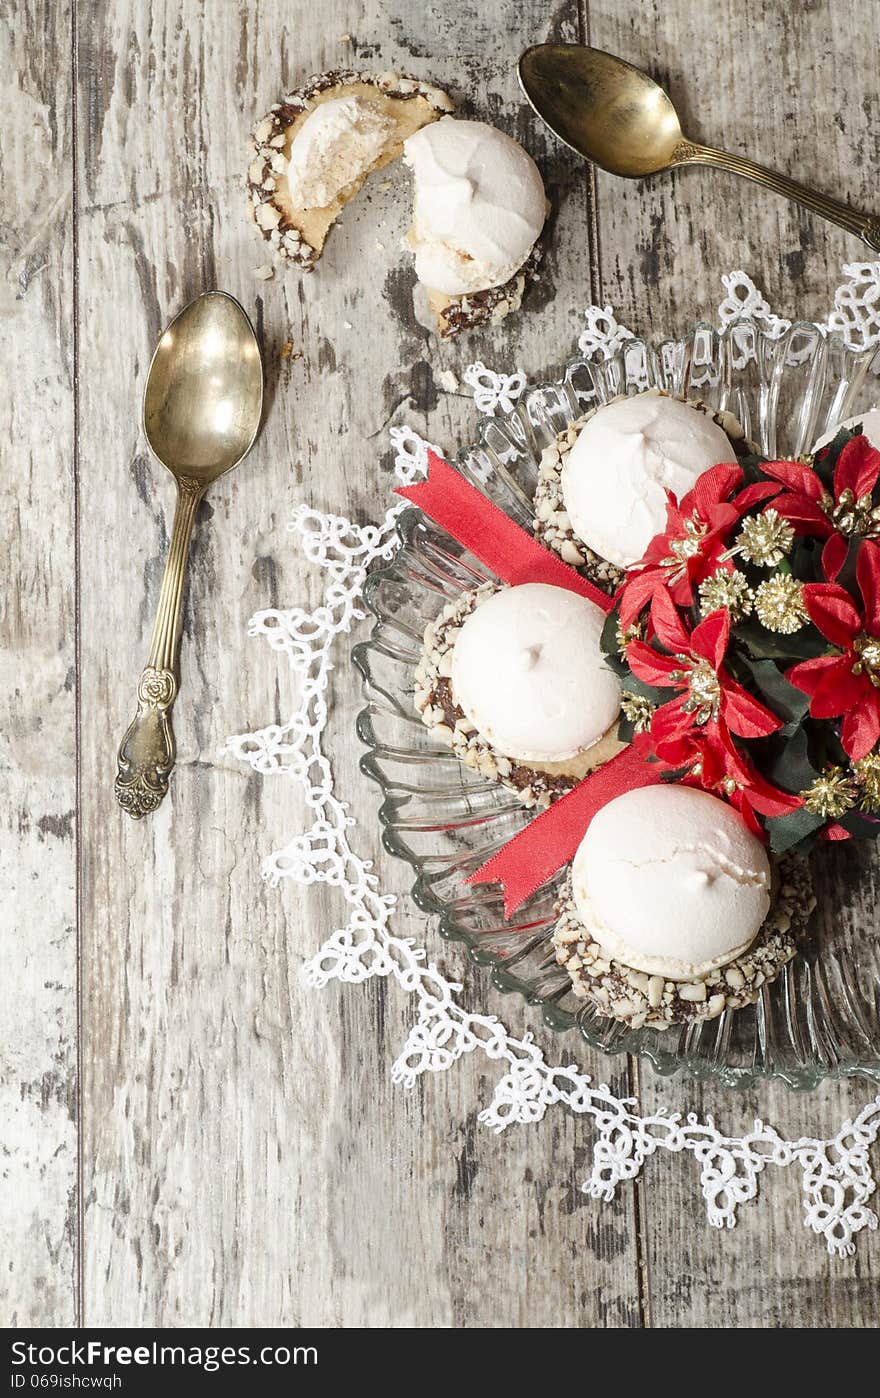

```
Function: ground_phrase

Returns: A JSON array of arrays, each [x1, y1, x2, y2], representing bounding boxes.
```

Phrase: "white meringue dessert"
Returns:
[[413, 582, 623, 808], [247, 71, 453, 268], [571, 786, 771, 982], [813, 406, 880, 451], [403, 117, 548, 335], [560, 391, 738, 568], [450, 584, 620, 765]]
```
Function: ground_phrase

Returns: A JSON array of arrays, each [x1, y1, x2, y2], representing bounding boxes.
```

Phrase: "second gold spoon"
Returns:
[[115, 292, 263, 818], [519, 44, 880, 251]]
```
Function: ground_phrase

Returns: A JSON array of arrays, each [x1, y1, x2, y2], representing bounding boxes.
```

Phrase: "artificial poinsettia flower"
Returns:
[[617, 463, 780, 626], [625, 588, 782, 746], [787, 540, 880, 761], [761, 434, 880, 579], [637, 717, 802, 837]]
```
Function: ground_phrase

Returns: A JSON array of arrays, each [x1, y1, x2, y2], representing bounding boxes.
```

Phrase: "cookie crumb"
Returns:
[[254, 262, 275, 281], [437, 369, 459, 393]]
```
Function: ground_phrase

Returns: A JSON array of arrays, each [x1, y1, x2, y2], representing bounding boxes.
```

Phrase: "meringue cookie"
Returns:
[[450, 584, 620, 764], [403, 117, 546, 295], [813, 407, 880, 451], [561, 392, 737, 568], [285, 96, 395, 209], [571, 786, 771, 981]]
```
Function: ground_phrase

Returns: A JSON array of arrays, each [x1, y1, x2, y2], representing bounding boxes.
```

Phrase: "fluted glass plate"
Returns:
[[354, 318, 880, 1089]]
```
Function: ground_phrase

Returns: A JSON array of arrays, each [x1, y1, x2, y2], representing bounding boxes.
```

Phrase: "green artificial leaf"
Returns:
[[814, 427, 857, 490], [600, 606, 622, 662], [619, 673, 677, 706], [617, 715, 637, 745], [734, 616, 830, 661], [733, 656, 811, 723], [838, 810, 880, 841], [764, 723, 819, 794], [765, 806, 826, 853], [833, 536, 862, 603]]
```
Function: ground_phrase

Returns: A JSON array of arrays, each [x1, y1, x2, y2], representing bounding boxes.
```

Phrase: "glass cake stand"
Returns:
[[353, 318, 880, 1089]]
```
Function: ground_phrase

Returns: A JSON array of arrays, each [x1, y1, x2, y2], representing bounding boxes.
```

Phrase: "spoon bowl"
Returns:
[[519, 43, 684, 177], [144, 291, 263, 483], [115, 292, 263, 818], [519, 42, 880, 249]]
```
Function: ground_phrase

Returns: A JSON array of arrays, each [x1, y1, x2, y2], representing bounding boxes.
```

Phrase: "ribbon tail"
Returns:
[[467, 746, 663, 919], [397, 451, 614, 614]]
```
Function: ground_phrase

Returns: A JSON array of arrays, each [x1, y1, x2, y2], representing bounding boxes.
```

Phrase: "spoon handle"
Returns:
[[115, 478, 205, 818], [675, 141, 880, 251]]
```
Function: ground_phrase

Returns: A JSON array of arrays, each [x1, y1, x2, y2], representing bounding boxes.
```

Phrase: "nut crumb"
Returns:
[[437, 369, 459, 393], [253, 263, 275, 281]]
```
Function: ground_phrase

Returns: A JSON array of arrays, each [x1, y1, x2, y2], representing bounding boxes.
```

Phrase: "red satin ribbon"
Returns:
[[397, 450, 662, 918], [468, 746, 664, 918], [397, 450, 614, 614]]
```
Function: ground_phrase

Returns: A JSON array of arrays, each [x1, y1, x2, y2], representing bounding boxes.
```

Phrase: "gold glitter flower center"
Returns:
[[671, 656, 722, 724], [753, 574, 807, 634], [800, 767, 857, 818], [853, 632, 880, 687], [827, 487, 880, 538], [663, 515, 709, 579], [853, 752, 880, 812], [731, 509, 795, 567]]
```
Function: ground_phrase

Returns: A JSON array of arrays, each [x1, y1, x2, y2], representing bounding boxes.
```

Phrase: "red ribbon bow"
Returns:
[[397, 452, 661, 917]]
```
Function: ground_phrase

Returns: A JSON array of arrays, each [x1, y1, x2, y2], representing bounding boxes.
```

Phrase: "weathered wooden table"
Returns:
[[6, 0, 880, 1328]]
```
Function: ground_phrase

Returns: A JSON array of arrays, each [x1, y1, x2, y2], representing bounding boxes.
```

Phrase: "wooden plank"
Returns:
[[590, 0, 880, 1326], [75, 0, 641, 1326], [0, 3, 78, 1326]]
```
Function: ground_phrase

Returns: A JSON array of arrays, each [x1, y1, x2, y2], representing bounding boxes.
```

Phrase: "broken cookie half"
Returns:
[[247, 69, 453, 270]]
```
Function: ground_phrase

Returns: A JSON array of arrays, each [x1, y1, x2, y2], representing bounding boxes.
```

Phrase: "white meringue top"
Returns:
[[561, 392, 737, 569], [813, 407, 880, 451], [403, 117, 546, 295], [572, 786, 771, 981], [450, 584, 620, 764], [285, 96, 394, 209]]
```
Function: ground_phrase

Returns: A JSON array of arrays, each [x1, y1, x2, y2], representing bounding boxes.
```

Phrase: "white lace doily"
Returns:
[[228, 268, 880, 1259]]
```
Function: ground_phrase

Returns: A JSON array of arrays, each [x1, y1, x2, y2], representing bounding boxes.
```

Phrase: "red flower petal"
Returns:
[[787, 653, 848, 697], [841, 692, 880, 762], [821, 532, 849, 582], [835, 434, 880, 500], [720, 675, 782, 737], [649, 586, 692, 654], [735, 481, 782, 511], [822, 823, 852, 842], [857, 540, 880, 635], [682, 462, 742, 516], [650, 695, 696, 746], [627, 639, 683, 687], [761, 458, 826, 501], [801, 582, 863, 646], [727, 792, 763, 838], [771, 492, 834, 536], [808, 664, 869, 720], [618, 569, 663, 629], [691, 608, 730, 670]]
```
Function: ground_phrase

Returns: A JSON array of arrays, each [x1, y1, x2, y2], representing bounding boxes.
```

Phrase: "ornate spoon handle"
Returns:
[[673, 141, 880, 251], [115, 479, 205, 818]]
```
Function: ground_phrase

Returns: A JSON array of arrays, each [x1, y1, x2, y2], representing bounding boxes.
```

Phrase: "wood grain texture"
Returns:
[[0, 1, 77, 1327], [7, 0, 880, 1330], [75, 0, 640, 1326]]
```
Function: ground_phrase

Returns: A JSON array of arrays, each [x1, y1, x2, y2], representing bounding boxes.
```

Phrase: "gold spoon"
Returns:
[[519, 43, 880, 251], [115, 291, 264, 818]]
